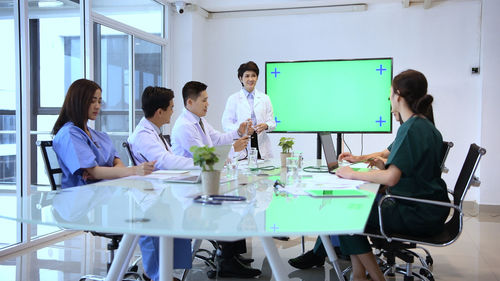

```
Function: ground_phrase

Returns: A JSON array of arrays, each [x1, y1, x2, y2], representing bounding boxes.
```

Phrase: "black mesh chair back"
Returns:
[[452, 143, 485, 213], [122, 141, 137, 166], [440, 141, 454, 173], [37, 140, 62, 190]]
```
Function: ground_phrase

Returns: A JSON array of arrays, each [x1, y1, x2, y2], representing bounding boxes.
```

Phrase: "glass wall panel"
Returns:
[[92, 0, 163, 37], [29, 1, 82, 239], [95, 25, 131, 163], [134, 38, 162, 127], [0, 0, 18, 250]]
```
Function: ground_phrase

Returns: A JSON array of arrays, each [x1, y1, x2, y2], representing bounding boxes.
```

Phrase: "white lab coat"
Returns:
[[171, 108, 240, 158], [127, 117, 195, 170], [222, 89, 276, 159]]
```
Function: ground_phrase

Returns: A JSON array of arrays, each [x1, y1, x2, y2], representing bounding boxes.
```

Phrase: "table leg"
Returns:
[[260, 237, 288, 281], [159, 236, 174, 281], [320, 235, 344, 281], [106, 234, 138, 281]]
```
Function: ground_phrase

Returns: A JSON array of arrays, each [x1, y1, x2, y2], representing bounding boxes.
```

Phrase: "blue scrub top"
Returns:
[[53, 122, 119, 188]]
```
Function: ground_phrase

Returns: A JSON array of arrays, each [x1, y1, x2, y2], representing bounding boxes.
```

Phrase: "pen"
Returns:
[[139, 153, 149, 162]]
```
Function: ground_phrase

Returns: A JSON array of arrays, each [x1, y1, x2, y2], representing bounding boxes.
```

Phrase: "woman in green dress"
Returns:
[[335, 69, 449, 281]]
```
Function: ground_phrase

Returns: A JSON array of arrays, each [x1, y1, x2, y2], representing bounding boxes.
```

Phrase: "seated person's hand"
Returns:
[[247, 123, 255, 135], [135, 161, 156, 176], [233, 136, 249, 152], [255, 123, 268, 134], [367, 157, 386, 170], [82, 170, 95, 181], [338, 152, 361, 163], [335, 166, 355, 179]]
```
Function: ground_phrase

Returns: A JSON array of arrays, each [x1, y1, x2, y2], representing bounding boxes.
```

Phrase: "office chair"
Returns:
[[36, 141, 143, 281], [343, 143, 486, 281], [122, 142, 137, 166], [408, 140, 454, 269]]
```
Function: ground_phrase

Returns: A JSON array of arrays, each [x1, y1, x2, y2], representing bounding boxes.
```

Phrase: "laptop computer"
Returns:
[[165, 145, 232, 183], [320, 133, 339, 174]]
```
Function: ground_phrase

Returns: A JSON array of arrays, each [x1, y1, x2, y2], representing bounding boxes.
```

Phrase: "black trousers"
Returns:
[[250, 132, 262, 159], [218, 239, 247, 258]]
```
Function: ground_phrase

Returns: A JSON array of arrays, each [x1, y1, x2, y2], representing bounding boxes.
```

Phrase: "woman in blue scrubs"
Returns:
[[52, 78, 155, 188]]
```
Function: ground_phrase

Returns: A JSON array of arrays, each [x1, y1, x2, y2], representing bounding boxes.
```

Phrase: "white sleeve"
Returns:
[[264, 95, 276, 132], [221, 95, 239, 132]]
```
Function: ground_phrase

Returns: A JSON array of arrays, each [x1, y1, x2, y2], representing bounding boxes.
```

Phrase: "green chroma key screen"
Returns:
[[265, 58, 393, 133]]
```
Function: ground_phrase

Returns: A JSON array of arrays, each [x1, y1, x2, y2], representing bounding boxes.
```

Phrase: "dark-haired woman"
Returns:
[[333, 70, 449, 281], [221, 61, 276, 159], [52, 78, 155, 188]]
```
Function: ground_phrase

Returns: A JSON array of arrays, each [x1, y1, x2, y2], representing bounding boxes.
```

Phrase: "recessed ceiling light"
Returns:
[[38, 1, 64, 8]]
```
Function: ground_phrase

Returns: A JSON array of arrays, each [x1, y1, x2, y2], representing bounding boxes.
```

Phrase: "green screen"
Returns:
[[266, 58, 393, 133]]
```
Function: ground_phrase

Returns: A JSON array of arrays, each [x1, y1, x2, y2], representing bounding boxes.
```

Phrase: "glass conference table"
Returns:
[[1, 161, 379, 281]]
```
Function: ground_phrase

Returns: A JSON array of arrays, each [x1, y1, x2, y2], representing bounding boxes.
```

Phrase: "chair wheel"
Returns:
[[207, 270, 216, 279]]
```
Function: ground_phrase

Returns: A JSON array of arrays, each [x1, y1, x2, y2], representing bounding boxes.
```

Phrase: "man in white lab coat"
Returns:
[[222, 61, 276, 159], [127, 86, 195, 281], [171, 81, 261, 278], [171, 81, 249, 158]]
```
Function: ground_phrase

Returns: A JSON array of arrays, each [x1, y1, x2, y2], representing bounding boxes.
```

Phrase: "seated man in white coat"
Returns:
[[171, 81, 249, 158], [171, 81, 261, 278], [222, 61, 276, 159], [128, 86, 194, 281]]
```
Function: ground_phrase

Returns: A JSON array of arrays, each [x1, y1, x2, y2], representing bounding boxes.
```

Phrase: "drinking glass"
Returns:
[[248, 148, 258, 169], [286, 156, 299, 186]]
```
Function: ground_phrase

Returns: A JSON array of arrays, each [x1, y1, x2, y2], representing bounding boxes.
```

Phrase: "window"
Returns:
[[0, 1, 17, 250]]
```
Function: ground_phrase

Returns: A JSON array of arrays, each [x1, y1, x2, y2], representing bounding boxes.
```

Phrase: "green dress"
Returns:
[[339, 116, 449, 255]]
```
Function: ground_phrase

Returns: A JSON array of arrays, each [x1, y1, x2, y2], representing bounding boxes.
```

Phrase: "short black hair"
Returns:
[[141, 86, 174, 118], [238, 61, 259, 87], [238, 61, 259, 78], [182, 81, 207, 106]]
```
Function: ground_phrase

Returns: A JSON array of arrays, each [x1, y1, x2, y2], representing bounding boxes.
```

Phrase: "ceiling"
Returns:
[[188, 0, 436, 12]]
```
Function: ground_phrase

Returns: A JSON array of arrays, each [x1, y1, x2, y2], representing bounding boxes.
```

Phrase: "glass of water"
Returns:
[[225, 156, 239, 179], [286, 156, 299, 186], [248, 148, 258, 169], [292, 151, 303, 169]]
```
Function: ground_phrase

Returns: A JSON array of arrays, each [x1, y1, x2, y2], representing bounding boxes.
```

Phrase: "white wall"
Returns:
[[171, 1, 492, 203], [479, 0, 500, 205]]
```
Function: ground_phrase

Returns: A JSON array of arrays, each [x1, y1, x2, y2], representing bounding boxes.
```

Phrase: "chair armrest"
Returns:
[[377, 194, 460, 242]]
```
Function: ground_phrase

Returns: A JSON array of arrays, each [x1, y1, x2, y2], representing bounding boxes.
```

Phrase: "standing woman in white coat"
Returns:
[[222, 61, 276, 159]]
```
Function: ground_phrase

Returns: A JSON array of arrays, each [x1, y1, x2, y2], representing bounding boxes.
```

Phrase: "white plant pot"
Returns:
[[201, 170, 221, 195], [280, 152, 291, 167]]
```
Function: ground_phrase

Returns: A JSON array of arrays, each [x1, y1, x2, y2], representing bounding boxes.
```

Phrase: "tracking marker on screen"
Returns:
[[271, 67, 281, 78], [275, 116, 281, 124], [270, 223, 279, 232], [376, 115, 386, 127], [376, 64, 387, 75]]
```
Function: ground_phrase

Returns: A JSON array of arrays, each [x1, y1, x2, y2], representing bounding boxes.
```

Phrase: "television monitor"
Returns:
[[265, 58, 393, 133]]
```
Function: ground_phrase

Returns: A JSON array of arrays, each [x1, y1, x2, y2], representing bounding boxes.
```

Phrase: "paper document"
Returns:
[[153, 170, 189, 174], [276, 174, 367, 196]]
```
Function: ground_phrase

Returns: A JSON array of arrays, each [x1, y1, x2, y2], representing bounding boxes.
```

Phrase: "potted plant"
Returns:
[[190, 145, 220, 195], [278, 137, 294, 167]]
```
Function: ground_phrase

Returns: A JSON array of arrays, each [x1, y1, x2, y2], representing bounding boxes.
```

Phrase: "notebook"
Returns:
[[165, 145, 232, 183]]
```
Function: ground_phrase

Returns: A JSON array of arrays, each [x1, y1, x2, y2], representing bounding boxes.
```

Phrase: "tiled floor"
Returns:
[[0, 212, 499, 281]]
